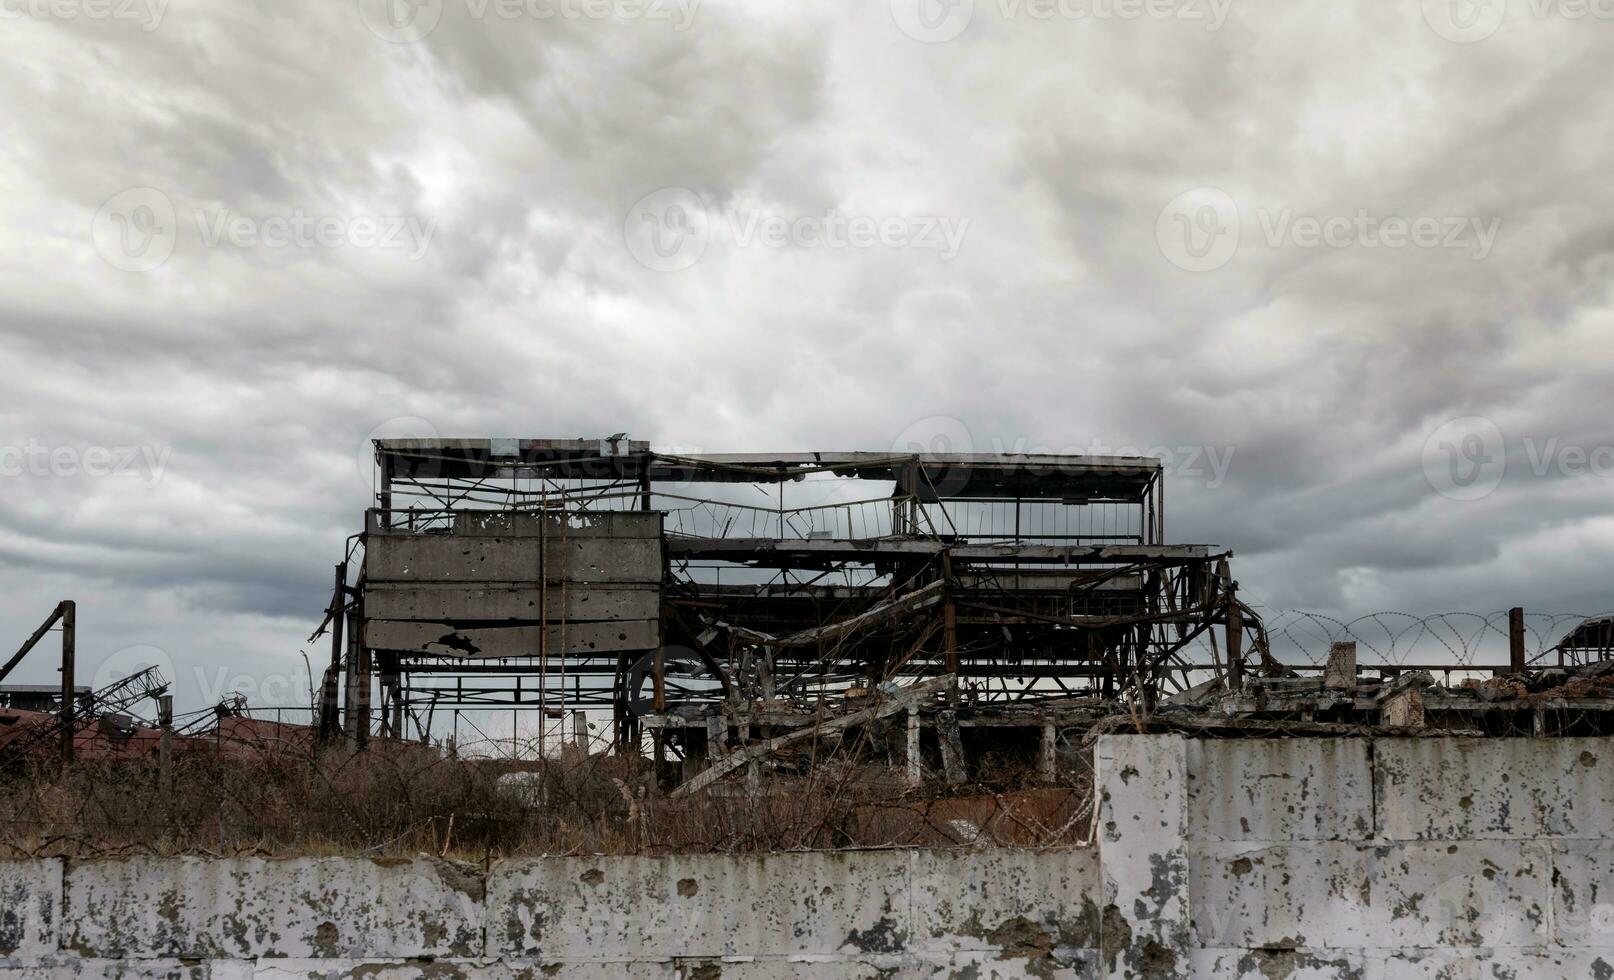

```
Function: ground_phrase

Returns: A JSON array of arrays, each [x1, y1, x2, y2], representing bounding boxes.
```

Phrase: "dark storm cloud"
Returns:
[[1, 0, 1612, 704]]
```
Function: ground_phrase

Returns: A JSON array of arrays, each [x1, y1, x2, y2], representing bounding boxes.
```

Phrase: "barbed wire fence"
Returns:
[[1251, 608, 1614, 672]]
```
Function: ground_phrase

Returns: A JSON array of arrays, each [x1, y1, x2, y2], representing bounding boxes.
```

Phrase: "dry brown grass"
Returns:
[[0, 736, 1092, 859]]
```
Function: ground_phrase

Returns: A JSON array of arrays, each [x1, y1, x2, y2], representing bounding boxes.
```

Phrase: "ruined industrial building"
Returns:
[[5, 436, 1614, 778], [320, 436, 1614, 776], [5, 439, 1614, 977]]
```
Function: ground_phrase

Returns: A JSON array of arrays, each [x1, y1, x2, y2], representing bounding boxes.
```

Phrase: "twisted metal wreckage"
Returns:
[[292, 437, 1614, 792], [6, 437, 1612, 778]]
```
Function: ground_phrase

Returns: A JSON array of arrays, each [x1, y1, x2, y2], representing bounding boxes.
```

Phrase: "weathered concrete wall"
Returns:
[[2, 849, 1102, 978], [1179, 736, 1614, 979], [4, 735, 1613, 978]]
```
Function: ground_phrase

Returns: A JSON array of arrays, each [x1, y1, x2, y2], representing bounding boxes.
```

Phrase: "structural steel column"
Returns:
[[1509, 607, 1526, 674], [59, 600, 75, 763]]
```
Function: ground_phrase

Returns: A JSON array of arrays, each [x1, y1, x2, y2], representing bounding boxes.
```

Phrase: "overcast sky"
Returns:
[[2, 0, 1612, 709]]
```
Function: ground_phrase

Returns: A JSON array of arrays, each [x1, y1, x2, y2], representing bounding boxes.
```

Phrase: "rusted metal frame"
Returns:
[[661, 604, 738, 702], [0, 600, 69, 686], [319, 563, 347, 741], [939, 549, 961, 704], [880, 614, 944, 682], [953, 598, 1218, 631], [1226, 586, 1244, 692], [915, 464, 956, 538], [669, 673, 954, 798], [1139, 616, 1220, 685], [1509, 606, 1527, 674], [59, 600, 75, 763]]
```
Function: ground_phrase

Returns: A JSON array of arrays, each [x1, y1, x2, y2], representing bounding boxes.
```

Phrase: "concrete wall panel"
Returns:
[[363, 618, 659, 657], [0, 858, 60, 957], [487, 852, 912, 961], [1097, 734, 1189, 978], [63, 857, 483, 960], [908, 848, 1101, 957], [1185, 738, 1372, 842], [1189, 840, 1551, 949], [364, 583, 659, 623], [1550, 840, 1614, 947], [366, 536, 661, 584], [1374, 737, 1614, 840]]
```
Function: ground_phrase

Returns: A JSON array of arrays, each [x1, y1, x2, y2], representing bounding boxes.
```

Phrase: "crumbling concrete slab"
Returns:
[[487, 852, 911, 961], [1187, 947, 1369, 979], [1189, 840, 1551, 949], [0, 958, 209, 979], [1377, 946, 1614, 978], [1549, 840, 1614, 947], [1097, 734, 1188, 979], [908, 848, 1100, 960], [63, 857, 483, 960], [0, 858, 60, 957], [1185, 738, 1372, 842], [1374, 737, 1614, 840]]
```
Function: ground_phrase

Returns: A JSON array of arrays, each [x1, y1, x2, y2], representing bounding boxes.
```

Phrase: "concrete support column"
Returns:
[[1096, 734, 1189, 979], [905, 706, 921, 787]]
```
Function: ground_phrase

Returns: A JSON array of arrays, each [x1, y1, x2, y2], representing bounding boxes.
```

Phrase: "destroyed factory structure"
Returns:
[[7, 435, 1612, 777], [293, 436, 1614, 790]]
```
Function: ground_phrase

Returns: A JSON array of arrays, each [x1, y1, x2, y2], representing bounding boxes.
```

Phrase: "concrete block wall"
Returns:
[[0, 850, 1102, 978], [3, 735, 1613, 978], [1180, 736, 1614, 979]]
